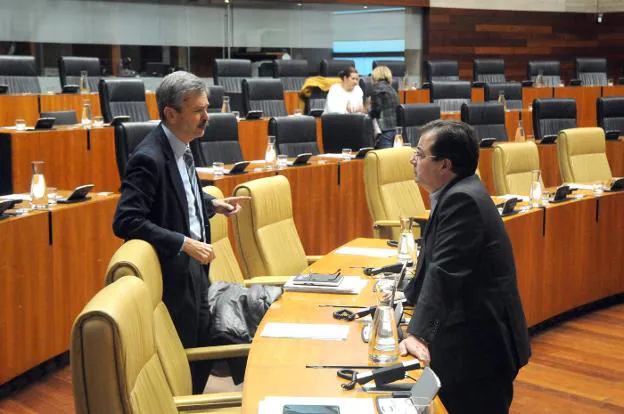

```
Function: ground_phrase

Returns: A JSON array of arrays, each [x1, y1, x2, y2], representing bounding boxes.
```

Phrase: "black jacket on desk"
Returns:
[[112, 123, 216, 313], [405, 174, 531, 383]]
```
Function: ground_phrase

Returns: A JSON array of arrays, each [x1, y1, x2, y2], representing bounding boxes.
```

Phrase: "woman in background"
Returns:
[[369, 65, 400, 149], [324, 66, 365, 114]]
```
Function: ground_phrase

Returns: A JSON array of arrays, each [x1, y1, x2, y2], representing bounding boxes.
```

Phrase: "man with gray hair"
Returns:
[[113, 71, 248, 393]]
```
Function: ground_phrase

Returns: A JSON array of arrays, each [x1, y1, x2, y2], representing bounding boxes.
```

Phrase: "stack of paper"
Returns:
[[334, 246, 396, 258], [260, 323, 349, 340], [283, 276, 368, 294], [258, 396, 375, 414]]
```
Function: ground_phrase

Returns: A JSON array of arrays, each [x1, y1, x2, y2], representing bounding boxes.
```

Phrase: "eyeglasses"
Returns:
[[413, 147, 438, 160]]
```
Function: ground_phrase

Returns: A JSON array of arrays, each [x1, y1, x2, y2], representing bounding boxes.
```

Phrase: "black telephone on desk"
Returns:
[[56, 184, 94, 204]]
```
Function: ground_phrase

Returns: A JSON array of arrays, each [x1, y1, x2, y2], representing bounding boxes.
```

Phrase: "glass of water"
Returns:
[[341, 148, 352, 160], [212, 162, 225, 178]]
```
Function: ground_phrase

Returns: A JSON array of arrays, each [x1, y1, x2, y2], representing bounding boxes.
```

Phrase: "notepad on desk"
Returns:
[[258, 396, 375, 414], [334, 246, 396, 258], [260, 323, 350, 341], [283, 276, 367, 294]]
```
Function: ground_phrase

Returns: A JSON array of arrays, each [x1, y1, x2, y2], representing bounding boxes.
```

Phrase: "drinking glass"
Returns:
[[212, 162, 225, 178], [79, 70, 89, 94], [293, 108, 302, 116], [393, 127, 404, 148], [47, 187, 57, 206], [341, 148, 352, 160], [232, 111, 240, 121], [15, 119, 26, 131], [403, 397, 434, 414], [277, 154, 288, 169], [529, 170, 543, 208], [93, 116, 104, 128], [81, 101, 92, 127], [265, 136, 277, 169], [30, 161, 48, 209]]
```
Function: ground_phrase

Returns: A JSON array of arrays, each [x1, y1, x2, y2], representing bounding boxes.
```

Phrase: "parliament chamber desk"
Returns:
[[243, 190, 624, 411], [0, 125, 120, 195], [0, 193, 122, 385], [243, 238, 447, 414]]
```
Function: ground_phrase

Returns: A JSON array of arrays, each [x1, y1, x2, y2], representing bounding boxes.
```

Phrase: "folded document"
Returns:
[[283, 276, 367, 294]]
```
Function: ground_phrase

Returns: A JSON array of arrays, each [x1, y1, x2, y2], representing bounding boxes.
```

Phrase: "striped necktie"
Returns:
[[183, 147, 205, 242]]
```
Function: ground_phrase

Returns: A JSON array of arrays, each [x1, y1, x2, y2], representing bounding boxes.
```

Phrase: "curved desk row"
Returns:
[[243, 190, 624, 412]]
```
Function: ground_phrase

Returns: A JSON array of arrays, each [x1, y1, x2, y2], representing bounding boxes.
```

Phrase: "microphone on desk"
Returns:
[[341, 359, 421, 390]]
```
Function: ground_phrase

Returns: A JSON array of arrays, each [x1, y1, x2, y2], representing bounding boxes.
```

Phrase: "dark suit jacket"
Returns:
[[405, 174, 531, 383], [113, 124, 216, 314]]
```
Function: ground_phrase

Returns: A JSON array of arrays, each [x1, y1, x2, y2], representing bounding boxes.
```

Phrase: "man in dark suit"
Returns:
[[400, 120, 531, 413], [113, 71, 248, 393]]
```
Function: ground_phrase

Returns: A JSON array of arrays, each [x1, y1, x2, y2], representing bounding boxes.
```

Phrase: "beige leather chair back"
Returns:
[[492, 141, 540, 196], [105, 240, 192, 397], [203, 186, 245, 284], [557, 127, 613, 183], [232, 175, 307, 277], [364, 147, 426, 239], [72, 276, 178, 414]]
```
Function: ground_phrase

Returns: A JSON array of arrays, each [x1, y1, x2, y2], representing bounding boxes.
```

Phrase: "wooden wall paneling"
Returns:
[[471, 87, 484, 102], [537, 144, 561, 187], [145, 91, 159, 120], [336, 159, 373, 246], [404, 89, 430, 104], [553, 86, 601, 127], [50, 196, 122, 353], [440, 112, 461, 121], [238, 119, 269, 161], [283, 91, 301, 115], [88, 127, 120, 193], [424, 8, 624, 84], [477, 147, 496, 194], [503, 209, 545, 326], [605, 140, 624, 177], [505, 110, 520, 141], [541, 198, 598, 322], [278, 162, 340, 255], [521, 110, 534, 138], [0, 95, 39, 127], [39, 93, 102, 119], [0, 212, 52, 385]]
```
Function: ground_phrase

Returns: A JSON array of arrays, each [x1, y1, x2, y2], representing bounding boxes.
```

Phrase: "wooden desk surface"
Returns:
[[243, 238, 447, 414], [0, 194, 122, 384]]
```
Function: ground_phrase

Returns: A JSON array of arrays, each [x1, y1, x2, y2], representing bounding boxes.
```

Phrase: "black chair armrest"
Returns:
[[471, 81, 486, 88], [421, 82, 431, 90], [569, 79, 582, 86], [0, 84, 8, 94], [62, 84, 80, 94], [521, 80, 534, 87]]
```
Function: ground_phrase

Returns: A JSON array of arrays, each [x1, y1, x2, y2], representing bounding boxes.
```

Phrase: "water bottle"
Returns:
[[498, 90, 507, 111], [393, 126, 404, 148], [530, 170, 543, 208], [81, 100, 92, 127], [397, 217, 415, 263], [514, 120, 526, 142], [264, 136, 277, 169], [368, 279, 400, 364], [535, 69, 545, 88], [79, 70, 89, 94], [222, 96, 231, 113], [30, 161, 48, 209]]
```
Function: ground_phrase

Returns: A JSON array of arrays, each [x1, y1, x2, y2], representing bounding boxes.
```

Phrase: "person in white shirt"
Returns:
[[323, 66, 365, 114]]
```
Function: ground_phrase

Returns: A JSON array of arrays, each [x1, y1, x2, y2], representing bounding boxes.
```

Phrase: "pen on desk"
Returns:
[[318, 304, 367, 309]]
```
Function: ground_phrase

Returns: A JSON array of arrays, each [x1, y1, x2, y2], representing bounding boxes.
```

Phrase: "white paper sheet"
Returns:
[[0, 193, 31, 201], [260, 323, 350, 341], [258, 396, 375, 414], [283, 276, 367, 294], [195, 167, 213, 174], [334, 246, 396, 258]]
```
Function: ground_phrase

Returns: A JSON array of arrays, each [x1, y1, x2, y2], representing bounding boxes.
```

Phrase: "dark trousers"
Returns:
[[168, 259, 213, 394], [375, 129, 396, 149], [438, 374, 515, 414]]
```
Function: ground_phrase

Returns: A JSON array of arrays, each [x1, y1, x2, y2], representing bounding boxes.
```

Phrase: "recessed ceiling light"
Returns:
[[363, 5, 368, 8]]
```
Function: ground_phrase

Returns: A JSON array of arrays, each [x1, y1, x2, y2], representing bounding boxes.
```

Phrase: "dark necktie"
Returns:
[[183, 147, 205, 242]]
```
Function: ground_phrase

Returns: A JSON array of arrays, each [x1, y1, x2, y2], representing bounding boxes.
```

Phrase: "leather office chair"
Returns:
[[114, 121, 157, 180], [557, 127, 613, 183], [232, 175, 319, 278], [484, 82, 522, 111], [203, 185, 288, 286], [461, 102, 508, 143], [0, 55, 41, 94], [473, 59, 506, 84], [320, 59, 355, 77], [597, 96, 624, 138], [208, 85, 225, 113], [273, 59, 308, 91], [104, 240, 250, 401], [213, 59, 252, 113], [528, 60, 561, 87], [268, 116, 320, 156], [396, 103, 441, 146], [143, 61, 170, 77], [99, 78, 151, 123], [429, 80, 471, 113], [364, 147, 427, 240], [40, 110, 77, 125], [532, 98, 577, 142], [72, 275, 241, 414], [192, 113, 243, 166], [373, 60, 406, 88], [320, 113, 374, 153], [425, 60, 460, 84], [58, 56, 101, 91], [242, 78, 287, 117], [576, 58, 608, 86], [492, 141, 540, 196], [305, 87, 328, 115]]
